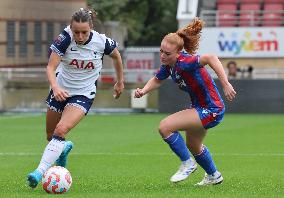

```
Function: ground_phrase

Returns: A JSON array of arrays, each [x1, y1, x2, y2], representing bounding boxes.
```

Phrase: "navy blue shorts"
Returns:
[[45, 90, 94, 115], [195, 106, 225, 129]]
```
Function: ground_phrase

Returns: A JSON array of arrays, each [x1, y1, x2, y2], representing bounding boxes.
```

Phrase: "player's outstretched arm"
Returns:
[[110, 48, 124, 99], [134, 77, 163, 98], [200, 54, 236, 101], [46, 52, 69, 101]]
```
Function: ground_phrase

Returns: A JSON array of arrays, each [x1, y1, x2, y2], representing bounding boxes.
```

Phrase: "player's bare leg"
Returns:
[[27, 106, 84, 188], [46, 108, 62, 141], [159, 109, 203, 182], [185, 111, 223, 186], [46, 108, 73, 167]]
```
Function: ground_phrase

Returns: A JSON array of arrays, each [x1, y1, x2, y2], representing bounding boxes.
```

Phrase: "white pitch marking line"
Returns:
[[0, 115, 39, 120], [0, 152, 284, 157]]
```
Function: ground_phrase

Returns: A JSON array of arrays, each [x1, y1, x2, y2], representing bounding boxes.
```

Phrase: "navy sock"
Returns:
[[194, 146, 217, 175], [163, 131, 190, 161], [52, 135, 65, 141]]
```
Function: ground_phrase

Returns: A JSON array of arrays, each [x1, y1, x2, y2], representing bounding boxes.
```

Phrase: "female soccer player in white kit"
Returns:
[[27, 8, 124, 188]]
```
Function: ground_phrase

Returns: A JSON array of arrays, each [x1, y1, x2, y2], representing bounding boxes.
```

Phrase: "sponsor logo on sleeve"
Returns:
[[54, 34, 66, 45], [107, 38, 116, 47]]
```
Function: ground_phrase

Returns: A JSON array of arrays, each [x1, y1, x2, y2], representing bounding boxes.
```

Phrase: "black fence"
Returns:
[[158, 79, 284, 113]]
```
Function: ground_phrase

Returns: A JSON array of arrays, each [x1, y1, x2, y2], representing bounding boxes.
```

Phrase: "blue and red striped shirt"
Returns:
[[155, 52, 224, 110]]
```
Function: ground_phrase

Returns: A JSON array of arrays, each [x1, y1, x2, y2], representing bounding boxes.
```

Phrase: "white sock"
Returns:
[[182, 159, 191, 164], [36, 137, 65, 174]]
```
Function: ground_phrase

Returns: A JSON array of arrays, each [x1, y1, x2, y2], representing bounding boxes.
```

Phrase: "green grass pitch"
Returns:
[[0, 114, 283, 197]]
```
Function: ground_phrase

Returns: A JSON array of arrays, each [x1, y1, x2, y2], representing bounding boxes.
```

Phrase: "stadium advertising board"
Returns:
[[125, 52, 154, 70], [124, 51, 156, 83], [199, 28, 284, 58]]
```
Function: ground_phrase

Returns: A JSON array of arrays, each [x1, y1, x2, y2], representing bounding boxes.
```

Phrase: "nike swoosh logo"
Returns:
[[71, 47, 77, 51]]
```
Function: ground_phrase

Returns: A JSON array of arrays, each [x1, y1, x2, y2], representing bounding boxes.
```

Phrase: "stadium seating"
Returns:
[[262, 3, 284, 26], [217, 4, 238, 26], [263, 0, 284, 3], [201, 0, 284, 27], [239, 4, 261, 26]]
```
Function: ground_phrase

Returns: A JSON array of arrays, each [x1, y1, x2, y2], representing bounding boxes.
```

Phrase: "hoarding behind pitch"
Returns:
[[199, 27, 284, 58], [125, 52, 154, 70]]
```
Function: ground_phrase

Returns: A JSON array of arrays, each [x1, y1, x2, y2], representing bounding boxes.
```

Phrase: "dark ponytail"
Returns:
[[71, 8, 96, 29]]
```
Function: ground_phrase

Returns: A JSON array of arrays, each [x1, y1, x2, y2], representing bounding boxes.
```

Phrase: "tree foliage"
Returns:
[[88, 0, 178, 46]]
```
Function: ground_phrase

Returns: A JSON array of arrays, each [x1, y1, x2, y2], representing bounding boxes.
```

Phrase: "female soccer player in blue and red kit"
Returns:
[[134, 18, 236, 186]]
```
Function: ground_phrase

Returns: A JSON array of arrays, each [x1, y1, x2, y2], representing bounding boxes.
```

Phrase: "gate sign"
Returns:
[[126, 52, 154, 69], [199, 27, 284, 58]]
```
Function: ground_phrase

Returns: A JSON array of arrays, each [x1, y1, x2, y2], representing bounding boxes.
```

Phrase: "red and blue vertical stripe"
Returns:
[[155, 52, 224, 110]]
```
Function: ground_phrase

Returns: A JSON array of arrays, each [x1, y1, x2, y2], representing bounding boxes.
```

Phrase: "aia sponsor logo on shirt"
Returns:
[[69, 59, 95, 69]]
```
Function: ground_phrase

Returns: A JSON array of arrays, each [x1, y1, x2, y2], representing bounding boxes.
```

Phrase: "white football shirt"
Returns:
[[50, 26, 117, 99]]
